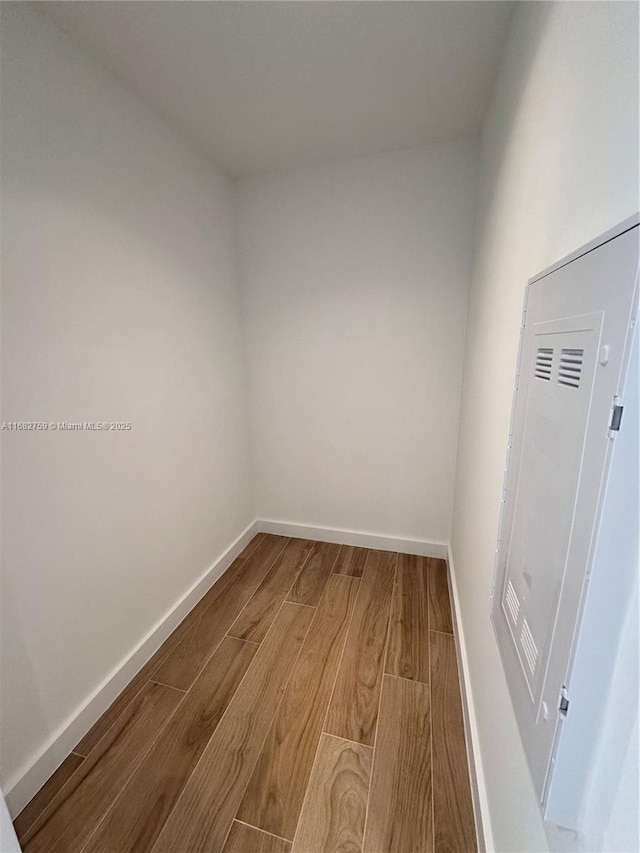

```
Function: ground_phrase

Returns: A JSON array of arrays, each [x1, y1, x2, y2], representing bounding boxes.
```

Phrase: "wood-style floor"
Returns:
[[14, 534, 477, 853]]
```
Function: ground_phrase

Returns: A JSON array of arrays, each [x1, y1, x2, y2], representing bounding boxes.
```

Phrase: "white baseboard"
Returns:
[[5, 520, 259, 817], [447, 543, 494, 853], [257, 518, 448, 559]]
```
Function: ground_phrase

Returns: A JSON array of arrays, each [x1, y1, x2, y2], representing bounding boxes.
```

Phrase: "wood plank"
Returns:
[[430, 631, 477, 853], [385, 553, 430, 682], [287, 540, 341, 606], [428, 557, 454, 634], [150, 602, 314, 853], [72, 607, 196, 756], [332, 545, 368, 578], [238, 574, 360, 839], [73, 552, 253, 755], [13, 753, 85, 841], [362, 675, 432, 853], [153, 535, 289, 689], [83, 636, 257, 853], [228, 538, 315, 642], [324, 550, 396, 745], [222, 822, 291, 853], [22, 682, 181, 853], [238, 533, 266, 559], [291, 734, 371, 853]]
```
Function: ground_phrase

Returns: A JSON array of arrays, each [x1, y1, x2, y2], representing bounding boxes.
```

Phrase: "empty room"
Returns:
[[0, 2, 638, 852]]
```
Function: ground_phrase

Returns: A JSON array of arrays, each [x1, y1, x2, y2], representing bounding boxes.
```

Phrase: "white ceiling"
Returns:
[[36, 1, 514, 179]]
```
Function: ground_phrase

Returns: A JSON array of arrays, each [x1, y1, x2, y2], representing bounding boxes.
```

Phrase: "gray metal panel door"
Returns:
[[492, 223, 639, 800]]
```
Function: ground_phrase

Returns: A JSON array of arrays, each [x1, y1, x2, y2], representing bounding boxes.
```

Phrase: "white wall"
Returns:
[[451, 3, 639, 852], [239, 143, 478, 546], [0, 4, 253, 801]]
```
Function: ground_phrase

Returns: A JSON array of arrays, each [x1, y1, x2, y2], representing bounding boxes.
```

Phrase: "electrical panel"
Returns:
[[492, 218, 639, 805]]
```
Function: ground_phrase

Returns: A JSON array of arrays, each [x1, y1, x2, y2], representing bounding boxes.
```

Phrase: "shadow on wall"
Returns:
[[451, 2, 639, 852], [0, 576, 50, 793]]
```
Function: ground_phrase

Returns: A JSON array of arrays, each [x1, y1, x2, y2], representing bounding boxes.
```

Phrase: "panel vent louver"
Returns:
[[534, 347, 553, 380], [520, 619, 539, 674], [557, 348, 584, 388], [506, 580, 520, 625]]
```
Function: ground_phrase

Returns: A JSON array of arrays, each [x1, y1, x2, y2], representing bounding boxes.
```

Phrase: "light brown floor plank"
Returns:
[[150, 601, 314, 853], [83, 636, 257, 853], [332, 545, 368, 578], [287, 540, 341, 606], [292, 734, 371, 853], [73, 545, 263, 755], [239, 533, 267, 559], [428, 558, 454, 634], [385, 553, 430, 683], [228, 538, 315, 642], [223, 822, 291, 853], [324, 550, 396, 745], [430, 631, 477, 853], [22, 682, 181, 853], [153, 534, 289, 689], [13, 753, 85, 841], [363, 674, 432, 853], [238, 574, 360, 839]]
